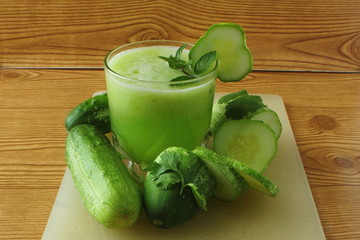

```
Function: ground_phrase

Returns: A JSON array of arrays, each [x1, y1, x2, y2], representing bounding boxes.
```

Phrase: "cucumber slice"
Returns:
[[192, 146, 249, 202], [189, 23, 253, 82], [222, 156, 279, 197], [213, 119, 277, 173], [249, 108, 282, 139]]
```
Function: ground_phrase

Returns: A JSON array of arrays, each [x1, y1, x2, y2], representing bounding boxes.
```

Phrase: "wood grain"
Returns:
[[0, 68, 359, 239], [1, 1, 360, 239], [1, 0, 359, 71]]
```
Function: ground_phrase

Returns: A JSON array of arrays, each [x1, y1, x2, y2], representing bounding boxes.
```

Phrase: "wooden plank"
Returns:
[[0, 68, 359, 239], [1, 0, 359, 71], [0, 189, 59, 240]]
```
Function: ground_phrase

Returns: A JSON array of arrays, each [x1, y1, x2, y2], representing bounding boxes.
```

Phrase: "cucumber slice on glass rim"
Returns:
[[189, 23, 253, 82]]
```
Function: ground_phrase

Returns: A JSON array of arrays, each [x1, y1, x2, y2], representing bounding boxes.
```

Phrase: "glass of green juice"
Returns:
[[104, 40, 217, 166]]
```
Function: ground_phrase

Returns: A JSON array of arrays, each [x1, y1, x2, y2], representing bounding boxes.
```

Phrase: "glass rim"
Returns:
[[103, 40, 218, 84]]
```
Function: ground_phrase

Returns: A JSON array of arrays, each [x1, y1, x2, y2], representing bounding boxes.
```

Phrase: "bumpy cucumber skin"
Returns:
[[154, 147, 216, 210], [223, 155, 280, 197], [194, 146, 279, 198], [169, 147, 215, 206], [143, 147, 215, 228], [193, 146, 249, 202], [65, 93, 110, 133], [143, 172, 199, 229], [65, 124, 142, 228]]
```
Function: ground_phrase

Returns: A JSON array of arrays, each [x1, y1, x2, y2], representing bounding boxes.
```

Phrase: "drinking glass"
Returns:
[[104, 40, 217, 168]]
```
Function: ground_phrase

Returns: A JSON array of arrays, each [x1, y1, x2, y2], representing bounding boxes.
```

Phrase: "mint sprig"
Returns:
[[159, 44, 216, 84]]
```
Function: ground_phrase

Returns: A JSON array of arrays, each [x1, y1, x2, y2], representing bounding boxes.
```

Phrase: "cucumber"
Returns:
[[192, 146, 249, 202], [213, 119, 277, 173], [143, 172, 199, 229], [194, 146, 278, 198], [169, 147, 215, 209], [221, 155, 279, 197], [65, 93, 110, 133], [189, 23, 253, 82], [143, 147, 215, 228], [249, 108, 282, 139], [65, 124, 142, 228]]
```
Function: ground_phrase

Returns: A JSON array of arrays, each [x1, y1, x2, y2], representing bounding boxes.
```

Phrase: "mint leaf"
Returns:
[[159, 45, 216, 84], [158, 56, 179, 70], [175, 44, 187, 61], [194, 51, 216, 75], [170, 75, 193, 82], [170, 76, 193, 87]]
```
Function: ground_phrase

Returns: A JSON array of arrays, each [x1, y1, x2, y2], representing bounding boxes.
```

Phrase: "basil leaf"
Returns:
[[194, 51, 217, 75]]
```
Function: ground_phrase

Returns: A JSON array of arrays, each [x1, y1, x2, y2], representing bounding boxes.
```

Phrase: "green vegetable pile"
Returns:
[[63, 23, 283, 230], [64, 90, 282, 229]]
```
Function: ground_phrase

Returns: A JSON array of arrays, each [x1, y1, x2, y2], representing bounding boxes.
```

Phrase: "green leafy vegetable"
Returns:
[[210, 90, 266, 134], [145, 150, 184, 189]]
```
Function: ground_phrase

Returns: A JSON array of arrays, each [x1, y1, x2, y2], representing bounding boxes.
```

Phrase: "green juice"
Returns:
[[105, 41, 217, 165]]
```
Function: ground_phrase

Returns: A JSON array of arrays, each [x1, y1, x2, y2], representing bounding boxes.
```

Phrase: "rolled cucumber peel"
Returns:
[[189, 23, 253, 82]]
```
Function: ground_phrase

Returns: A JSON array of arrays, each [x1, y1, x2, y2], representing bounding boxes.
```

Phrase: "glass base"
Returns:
[[111, 133, 146, 185]]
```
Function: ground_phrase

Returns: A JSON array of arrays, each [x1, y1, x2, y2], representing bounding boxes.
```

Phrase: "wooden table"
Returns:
[[1, 1, 359, 239]]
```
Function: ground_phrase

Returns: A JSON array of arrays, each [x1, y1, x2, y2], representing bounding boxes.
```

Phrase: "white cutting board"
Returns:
[[42, 93, 326, 240]]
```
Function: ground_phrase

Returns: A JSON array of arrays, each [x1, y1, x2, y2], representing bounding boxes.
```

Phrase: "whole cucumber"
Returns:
[[65, 124, 142, 228], [143, 147, 215, 228], [143, 172, 199, 229], [65, 93, 110, 133]]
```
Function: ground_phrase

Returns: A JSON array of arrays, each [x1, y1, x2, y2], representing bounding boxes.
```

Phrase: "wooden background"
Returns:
[[0, 0, 359, 239]]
